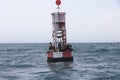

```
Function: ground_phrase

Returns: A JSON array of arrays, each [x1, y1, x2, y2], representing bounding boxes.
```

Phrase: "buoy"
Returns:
[[46, 0, 73, 62]]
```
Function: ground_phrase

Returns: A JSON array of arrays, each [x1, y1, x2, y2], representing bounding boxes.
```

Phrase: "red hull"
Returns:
[[47, 51, 73, 62]]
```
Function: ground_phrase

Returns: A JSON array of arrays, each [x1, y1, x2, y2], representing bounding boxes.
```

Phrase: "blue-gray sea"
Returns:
[[0, 43, 120, 80]]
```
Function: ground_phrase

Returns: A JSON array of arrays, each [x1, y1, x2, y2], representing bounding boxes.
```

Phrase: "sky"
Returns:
[[0, 0, 120, 43]]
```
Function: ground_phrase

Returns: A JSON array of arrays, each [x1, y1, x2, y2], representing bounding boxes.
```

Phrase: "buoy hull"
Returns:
[[47, 51, 73, 62], [47, 57, 73, 62]]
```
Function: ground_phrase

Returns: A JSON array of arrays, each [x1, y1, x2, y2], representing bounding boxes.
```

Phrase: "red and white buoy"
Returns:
[[47, 0, 73, 62]]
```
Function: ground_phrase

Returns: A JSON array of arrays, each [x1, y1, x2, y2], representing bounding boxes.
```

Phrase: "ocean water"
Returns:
[[0, 43, 120, 80]]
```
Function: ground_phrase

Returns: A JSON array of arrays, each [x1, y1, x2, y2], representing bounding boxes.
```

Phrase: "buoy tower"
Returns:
[[47, 0, 73, 62]]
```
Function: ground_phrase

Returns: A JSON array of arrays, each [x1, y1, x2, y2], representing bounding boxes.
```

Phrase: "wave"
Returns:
[[92, 74, 120, 80], [73, 48, 120, 54], [0, 48, 30, 52], [9, 64, 37, 68]]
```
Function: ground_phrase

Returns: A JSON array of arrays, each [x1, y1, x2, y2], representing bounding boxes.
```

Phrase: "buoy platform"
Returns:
[[47, 46, 73, 62]]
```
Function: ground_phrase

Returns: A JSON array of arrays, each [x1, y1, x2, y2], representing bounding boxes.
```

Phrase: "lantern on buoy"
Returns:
[[56, 0, 61, 6]]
